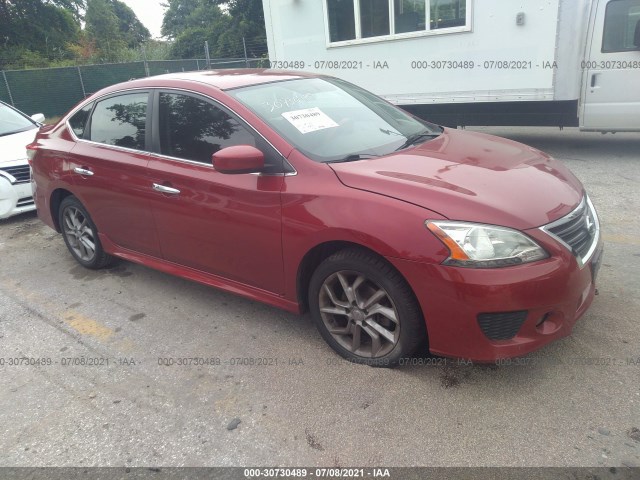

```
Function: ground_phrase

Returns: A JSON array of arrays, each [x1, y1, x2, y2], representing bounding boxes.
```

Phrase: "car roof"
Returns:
[[118, 69, 320, 92]]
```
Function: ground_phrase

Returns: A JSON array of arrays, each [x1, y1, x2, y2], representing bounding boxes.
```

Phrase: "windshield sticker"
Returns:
[[281, 107, 339, 134], [264, 92, 312, 112]]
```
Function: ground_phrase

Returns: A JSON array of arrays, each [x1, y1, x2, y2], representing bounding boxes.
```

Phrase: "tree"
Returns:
[[161, 0, 267, 59], [0, 0, 154, 68], [0, 0, 82, 69], [84, 0, 151, 61], [161, 0, 230, 58], [160, 0, 203, 40], [213, 0, 267, 57], [48, 0, 86, 19], [85, 0, 126, 61], [111, 0, 152, 48]]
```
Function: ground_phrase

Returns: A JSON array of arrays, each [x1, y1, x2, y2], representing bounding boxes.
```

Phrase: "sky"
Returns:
[[121, 0, 167, 39]]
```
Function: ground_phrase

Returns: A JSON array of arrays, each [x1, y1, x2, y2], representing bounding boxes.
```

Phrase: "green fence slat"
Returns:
[[4, 66, 84, 119], [147, 59, 200, 76], [0, 57, 267, 119], [79, 62, 147, 97], [0, 74, 11, 105]]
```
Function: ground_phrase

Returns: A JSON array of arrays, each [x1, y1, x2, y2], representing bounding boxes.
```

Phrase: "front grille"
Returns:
[[477, 311, 528, 340], [0, 165, 31, 184], [542, 196, 599, 267], [16, 196, 34, 207]]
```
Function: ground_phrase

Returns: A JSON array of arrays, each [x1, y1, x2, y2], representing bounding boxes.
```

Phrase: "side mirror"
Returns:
[[212, 145, 265, 174], [31, 113, 46, 124]]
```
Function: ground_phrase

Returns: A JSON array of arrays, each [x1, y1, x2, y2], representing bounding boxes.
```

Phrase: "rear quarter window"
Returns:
[[68, 103, 94, 139]]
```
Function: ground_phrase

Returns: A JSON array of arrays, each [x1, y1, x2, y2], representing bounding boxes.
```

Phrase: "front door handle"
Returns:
[[152, 183, 181, 195], [73, 167, 94, 176]]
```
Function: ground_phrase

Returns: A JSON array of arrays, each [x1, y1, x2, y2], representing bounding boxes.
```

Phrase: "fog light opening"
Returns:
[[535, 311, 563, 335], [536, 313, 551, 327]]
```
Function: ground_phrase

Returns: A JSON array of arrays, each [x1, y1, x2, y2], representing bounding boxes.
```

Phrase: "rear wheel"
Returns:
[[59, 196, 113, 269], [308, 248, 426, 367]]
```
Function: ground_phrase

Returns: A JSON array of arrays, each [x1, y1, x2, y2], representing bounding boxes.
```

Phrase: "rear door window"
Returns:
[[89, 92, 149, 150]]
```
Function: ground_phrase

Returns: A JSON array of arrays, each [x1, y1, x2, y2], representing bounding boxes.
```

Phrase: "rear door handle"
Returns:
[[152, 183, 181, 195], [73, 167, 94, 176]]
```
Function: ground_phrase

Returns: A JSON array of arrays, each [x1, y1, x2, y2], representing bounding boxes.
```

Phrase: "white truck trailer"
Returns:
[[261, 0, 640, 131]]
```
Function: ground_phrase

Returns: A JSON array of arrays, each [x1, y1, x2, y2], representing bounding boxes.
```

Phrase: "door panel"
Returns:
[[69, 143, 160, 256], [147, 90, 285, 294], [582, 0, 640, 131], [68, 91, 161, 257]]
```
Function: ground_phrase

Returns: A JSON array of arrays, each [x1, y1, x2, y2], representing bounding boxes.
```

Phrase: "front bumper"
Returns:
[[388, 233, 604, 362], [0, 176, 35, 219]]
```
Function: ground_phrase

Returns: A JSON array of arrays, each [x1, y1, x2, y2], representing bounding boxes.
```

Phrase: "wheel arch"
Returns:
[[296, 240, 424, 321], [49, 188, 74, 232]]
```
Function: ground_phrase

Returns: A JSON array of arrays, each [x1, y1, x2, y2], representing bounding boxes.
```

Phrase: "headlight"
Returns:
[[426, 221, 548, 268]]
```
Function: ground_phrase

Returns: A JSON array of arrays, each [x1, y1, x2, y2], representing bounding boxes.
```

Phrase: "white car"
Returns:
[[0, 101, 45, 219]]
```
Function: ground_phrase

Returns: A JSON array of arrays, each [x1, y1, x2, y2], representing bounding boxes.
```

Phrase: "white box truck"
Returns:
[[261, 0, 640, 132]]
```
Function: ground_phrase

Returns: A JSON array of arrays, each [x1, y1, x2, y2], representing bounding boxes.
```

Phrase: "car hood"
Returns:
[[0, 128, 38, 165], [329, 128, 583, 230]]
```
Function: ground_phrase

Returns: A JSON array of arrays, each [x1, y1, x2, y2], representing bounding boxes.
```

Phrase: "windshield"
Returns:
[[0, 102, 36, 137], [228, 77, 442, 162]]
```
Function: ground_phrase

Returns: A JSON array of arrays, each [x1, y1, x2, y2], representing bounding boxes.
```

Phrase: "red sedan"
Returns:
[[29, 70, 603, 366]]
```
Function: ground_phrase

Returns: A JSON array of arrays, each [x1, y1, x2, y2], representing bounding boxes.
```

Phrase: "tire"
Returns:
[[308, 248, 426, 367], [59, 196, 114, 269]]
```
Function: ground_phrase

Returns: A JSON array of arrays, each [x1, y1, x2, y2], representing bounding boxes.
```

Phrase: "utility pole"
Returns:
[[204, 41, 211, 69], [243, 37, 249, 68], [142, 45, 150, 77], [77, 66, 87, 98]]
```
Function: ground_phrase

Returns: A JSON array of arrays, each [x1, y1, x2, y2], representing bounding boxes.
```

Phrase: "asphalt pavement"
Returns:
[[0, 126, 639, 468]]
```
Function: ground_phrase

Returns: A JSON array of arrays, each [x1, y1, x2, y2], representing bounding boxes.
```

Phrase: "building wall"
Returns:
[[263, 0, 586, 104]]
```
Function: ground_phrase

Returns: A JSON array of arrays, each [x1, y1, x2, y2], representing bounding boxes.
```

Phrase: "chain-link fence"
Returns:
[[0, 57, 267, 119]]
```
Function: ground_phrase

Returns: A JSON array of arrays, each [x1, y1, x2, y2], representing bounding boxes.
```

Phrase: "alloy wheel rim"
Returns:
[[63, 207, 96, 262], [318, 271, 400, 358]]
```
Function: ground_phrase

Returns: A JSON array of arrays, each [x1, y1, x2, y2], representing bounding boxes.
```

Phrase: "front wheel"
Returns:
[[308, 248, 426, 367], [59, 196, 113, 269]]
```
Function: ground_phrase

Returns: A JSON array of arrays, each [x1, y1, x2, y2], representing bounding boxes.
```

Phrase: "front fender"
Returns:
[[280, 160, 449, 303]]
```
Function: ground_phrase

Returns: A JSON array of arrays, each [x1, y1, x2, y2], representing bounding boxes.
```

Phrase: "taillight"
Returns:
[[26, 143, 38, 165]]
